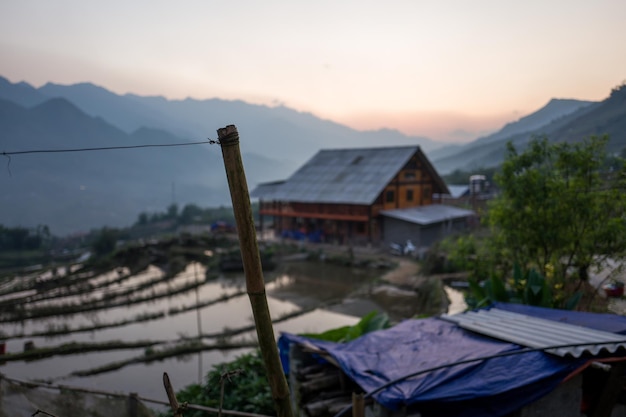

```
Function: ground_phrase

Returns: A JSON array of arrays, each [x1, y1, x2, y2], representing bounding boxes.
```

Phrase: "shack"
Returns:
[[280, 303, 626, 417], [380, 204, 476, 248]]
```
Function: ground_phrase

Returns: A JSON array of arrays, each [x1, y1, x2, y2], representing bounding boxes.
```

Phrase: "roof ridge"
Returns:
[[318, 144, 421, 152]]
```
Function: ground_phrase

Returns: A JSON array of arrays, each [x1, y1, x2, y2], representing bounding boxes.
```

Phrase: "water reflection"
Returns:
[[1, 260, 440, 401], [445, 286, 468, 315], [0, 264, 368, 398]]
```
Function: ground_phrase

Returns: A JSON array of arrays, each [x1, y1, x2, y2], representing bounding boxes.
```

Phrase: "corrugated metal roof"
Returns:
[[441, 308, 626, 358], [380, 204, 475, 225], [250, 180, 285, 198], [251, 146, 420, 204]]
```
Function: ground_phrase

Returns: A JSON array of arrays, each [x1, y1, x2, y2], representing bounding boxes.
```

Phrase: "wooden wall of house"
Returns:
[[259, 201, 375, 243], [375, 152, 436, 214], [259, 201, 369, 221], [258, 149, 446, 244]]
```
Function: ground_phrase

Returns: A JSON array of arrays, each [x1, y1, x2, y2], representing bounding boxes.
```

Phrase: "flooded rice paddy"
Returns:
[[0, 259, 465, 403], [0, 261, 377, 400]]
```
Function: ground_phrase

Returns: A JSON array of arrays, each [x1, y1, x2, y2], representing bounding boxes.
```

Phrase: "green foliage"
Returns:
[[90, 227, 122, 257], [442, 136, 626, 311], [132, 203, 256, 229], [0, 224, 51, 251], [167, 312, 390, 416], [164, 351, 274, 417], [431, 231, 515, 284], [465, 264, 582, 310], [166, 203, 179, 219], [488, 135, 626, 281], [302, 311, 391, 342], [417, 135, 626, 314]]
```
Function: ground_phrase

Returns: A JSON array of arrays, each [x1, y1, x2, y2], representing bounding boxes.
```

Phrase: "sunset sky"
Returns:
[[1, 0, 624, 142]]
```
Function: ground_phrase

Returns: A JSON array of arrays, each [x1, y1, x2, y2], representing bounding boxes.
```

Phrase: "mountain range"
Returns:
[[1, 75, 624, 234], [431, 85, 626, 174]]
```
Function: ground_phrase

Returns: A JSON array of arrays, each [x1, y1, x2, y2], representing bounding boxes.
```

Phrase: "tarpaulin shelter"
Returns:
[[279, 303, 626, 417]]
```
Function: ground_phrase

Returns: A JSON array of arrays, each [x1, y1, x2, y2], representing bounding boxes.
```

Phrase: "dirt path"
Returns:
[[381, 258, 420, 286]]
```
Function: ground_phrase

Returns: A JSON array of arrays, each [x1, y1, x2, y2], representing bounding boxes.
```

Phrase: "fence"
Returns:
[[0, 374, 272, 417]]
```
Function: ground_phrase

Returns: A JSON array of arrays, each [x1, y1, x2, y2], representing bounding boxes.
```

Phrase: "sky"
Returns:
[[0, 0, 624, 142]]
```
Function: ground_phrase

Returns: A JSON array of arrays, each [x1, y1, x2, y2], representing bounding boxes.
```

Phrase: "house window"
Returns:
[[404, 172, 416, 180], [386, 190, 395, 203], [406, 189, 414, 202]]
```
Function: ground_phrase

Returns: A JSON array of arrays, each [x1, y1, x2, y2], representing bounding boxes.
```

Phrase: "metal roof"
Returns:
[[251, 146, 429, 205], [250, 180, 285, 198], [446, 185, 471, 198], [441, 308, 626, 358], [380, 204, 475, 225]]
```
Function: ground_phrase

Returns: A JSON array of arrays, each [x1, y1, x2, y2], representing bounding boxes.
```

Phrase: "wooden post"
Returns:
[[591, 362, 626, 417], [163, 372, 184, 417], [217, 125, 293, 417], [128, 392, 139, 417], [351, 393, 364, 417]]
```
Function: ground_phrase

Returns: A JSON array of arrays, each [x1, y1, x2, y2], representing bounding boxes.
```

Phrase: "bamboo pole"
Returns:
[[217, 125, 293, 417]]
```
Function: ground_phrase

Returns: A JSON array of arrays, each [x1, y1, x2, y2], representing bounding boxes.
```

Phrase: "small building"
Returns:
[[252, 146, 449, 245], [435, 175, 497, 213], [280, 302, 626, 417], [445, 184, 471, 199], [380, 204, 476, 248]]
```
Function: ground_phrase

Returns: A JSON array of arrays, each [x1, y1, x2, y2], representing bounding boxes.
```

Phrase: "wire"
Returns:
[[1, 139, 219, 156], [332, 338, 626, 417], [2, 375, 271, 417]]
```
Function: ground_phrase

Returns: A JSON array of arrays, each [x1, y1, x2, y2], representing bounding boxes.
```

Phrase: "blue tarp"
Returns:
[[279, 303, 626, 417]]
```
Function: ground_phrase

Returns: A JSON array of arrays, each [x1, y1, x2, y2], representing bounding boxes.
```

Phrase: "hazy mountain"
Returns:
[[0, 76, 48, 108], [38, 81, 190, 139], [547, 85, 626, 153], [0, 98, 289, 234], [0, 75, 451, 233], [0, 77, 443, 170], [3, 74, 622, 233], [477, 99, 594, 144], [431, 98, 601, 174]]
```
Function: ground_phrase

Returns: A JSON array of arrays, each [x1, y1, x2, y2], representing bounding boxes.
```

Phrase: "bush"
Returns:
[[163, 350, 274, 417]]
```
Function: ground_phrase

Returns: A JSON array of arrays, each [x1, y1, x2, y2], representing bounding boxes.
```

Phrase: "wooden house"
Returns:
[[251, 146, 449, 244]]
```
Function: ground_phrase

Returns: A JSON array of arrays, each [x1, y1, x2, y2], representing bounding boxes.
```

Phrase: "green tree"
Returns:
[[488, 135, 626, 283], [136, 212, 149, 225], [90, 227, 120, 257], [166, 203, 179, 220], [179, 204, 203, 224]]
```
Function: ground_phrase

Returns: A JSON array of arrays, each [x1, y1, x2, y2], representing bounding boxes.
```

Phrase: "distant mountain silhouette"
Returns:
[[0, 75, 445, 234], [0, 97, 288, 234], [2, 75, 624, 234], [547, 85, 626, 153], [0, 76, 48, 108], [0, 77, 442, 168], [430, 97, 609, 174]]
